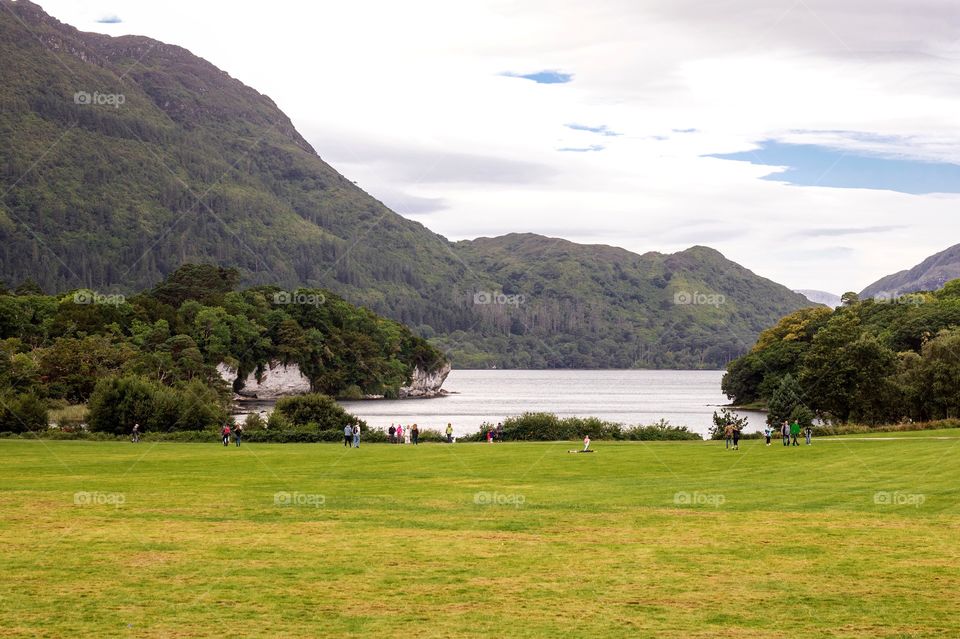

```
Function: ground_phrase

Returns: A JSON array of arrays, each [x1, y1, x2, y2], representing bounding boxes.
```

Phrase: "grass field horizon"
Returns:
[[2, 436, 959, 638]]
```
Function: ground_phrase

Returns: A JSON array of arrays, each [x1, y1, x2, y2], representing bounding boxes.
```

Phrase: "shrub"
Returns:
[[274, 394, 366, 431], [87, 375, 227, 434], [0, 392, 48, 433], [622, 419, 702, 441]]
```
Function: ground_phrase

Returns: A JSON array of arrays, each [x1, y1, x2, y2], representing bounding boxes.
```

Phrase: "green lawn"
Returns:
[[1, 436, 958, 638]]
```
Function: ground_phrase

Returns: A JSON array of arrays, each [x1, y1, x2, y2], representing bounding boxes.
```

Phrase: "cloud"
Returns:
[[96, 15, 122, 24], [672, 128, 697, 133], [312, 132, 557, 185], [501, 70, 573, 84], [557, 144, 605, 152], [565, 123, 620, 136], [795, 225, 905, 238]]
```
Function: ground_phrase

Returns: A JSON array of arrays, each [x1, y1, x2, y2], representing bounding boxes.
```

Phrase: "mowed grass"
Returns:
[[1, 436, 959, 638]]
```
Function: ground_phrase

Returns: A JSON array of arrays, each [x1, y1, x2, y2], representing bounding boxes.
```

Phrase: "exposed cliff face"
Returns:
[[399, 363, 452, 398], [218, 361, 451, 400], [217, 362, 311, 400]]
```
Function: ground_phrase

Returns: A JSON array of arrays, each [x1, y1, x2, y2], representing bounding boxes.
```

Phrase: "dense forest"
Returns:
[[0, 1, 814, 369], [723, 283, 960, 424], [0, 264, 445, 433]]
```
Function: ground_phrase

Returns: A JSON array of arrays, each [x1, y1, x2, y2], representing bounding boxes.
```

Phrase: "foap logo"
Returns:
[[272, 291, 325, 307], [274, 491, 325, 508], [73, 90, 125, 108], [473, 291, 525, 307], [474, 491, 526, 508], [874, 292, 926, 306], [74, 491, 126, 508], [673, 291, 725, 308], [674, 491, 726, 508], [874, 491, 926, 508], [73, 290, 126, 306]]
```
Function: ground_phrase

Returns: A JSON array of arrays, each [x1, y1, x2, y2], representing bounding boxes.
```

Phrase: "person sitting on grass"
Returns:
[[583, 435, 591, 451]]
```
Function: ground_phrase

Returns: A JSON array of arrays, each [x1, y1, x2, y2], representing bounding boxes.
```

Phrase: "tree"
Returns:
[[710, 408, 750, 440], [766, 374, 806, 427]]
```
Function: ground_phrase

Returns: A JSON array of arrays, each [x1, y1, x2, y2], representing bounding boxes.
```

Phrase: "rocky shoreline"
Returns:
[[218, 361, 452, 402]]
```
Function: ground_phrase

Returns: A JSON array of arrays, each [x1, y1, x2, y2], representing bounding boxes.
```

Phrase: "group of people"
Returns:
[[725, 421, 814, 449], [220, 423, 244, 446], [343, 424, 362, 447], [762, 421, 813, 447], [484, 423, 504, 443]]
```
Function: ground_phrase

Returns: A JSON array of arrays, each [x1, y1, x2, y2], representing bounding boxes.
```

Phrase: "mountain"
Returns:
[[793, 289, 841, 307], [443, 234, 815, 368], [861, 244, 960, 299], [0, 1, 814, 368]]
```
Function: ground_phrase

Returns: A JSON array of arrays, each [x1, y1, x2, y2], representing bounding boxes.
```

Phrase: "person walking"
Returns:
[[411, 424, 419, 445], [221, 424, 231, 447], [445, 423, 453, 443], [724, 424, 734, 450], [404, 426, 411, 445], [352, 424, 361, 448], [732, 425, 741, 450], [763, 425, 771, 446], [781, 421, 790, 447], [804, 424, 813, 446], [343, 423, 353, 447], [131, 423, 140, 443], [234, 423, 244, 447], [790, 420, 801, 447], [388, 424, 396, 444], [396, 424, 404, 444], [495, 422, 503, 442]]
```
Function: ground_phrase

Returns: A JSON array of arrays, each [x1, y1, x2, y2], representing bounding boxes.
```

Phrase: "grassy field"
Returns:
[[1, 436, 959, 638]]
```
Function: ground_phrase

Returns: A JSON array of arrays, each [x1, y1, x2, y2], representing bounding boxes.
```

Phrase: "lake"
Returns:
[[235, 369, 765, 438]]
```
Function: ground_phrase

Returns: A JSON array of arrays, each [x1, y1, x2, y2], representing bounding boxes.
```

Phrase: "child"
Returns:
[[221, 424, 231, 447]]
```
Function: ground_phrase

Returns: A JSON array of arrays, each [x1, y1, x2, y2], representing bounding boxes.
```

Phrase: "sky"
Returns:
[[32, 0, 960, 293]]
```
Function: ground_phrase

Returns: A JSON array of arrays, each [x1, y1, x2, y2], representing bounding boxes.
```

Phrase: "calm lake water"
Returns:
[[236, 369, 765, 438]]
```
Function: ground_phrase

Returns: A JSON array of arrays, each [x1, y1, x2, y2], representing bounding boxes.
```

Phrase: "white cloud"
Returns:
[[34, 0, 960, 292]]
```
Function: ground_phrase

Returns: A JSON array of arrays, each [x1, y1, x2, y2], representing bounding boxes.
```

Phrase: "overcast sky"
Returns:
[[34, 0, 960, 293]]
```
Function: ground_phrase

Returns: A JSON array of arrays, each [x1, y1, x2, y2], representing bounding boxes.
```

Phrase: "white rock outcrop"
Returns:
[[217, 361, 311, 399], [399, 363, 451, 398], [218, 360, 451, 400]]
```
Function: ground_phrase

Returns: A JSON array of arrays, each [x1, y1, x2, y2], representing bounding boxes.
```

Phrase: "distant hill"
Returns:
[[0, 1, 814, 368], [861, 244, 960, 299], [445, 234, 815, 368], [793, 289, 841, 307]]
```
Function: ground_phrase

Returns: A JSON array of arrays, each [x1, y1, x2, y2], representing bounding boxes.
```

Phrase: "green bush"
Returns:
[[472, 413, 701, 442], [0, 392, 48, 433], [87, 376, 228, 434], [274, 394, 366, 431]]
